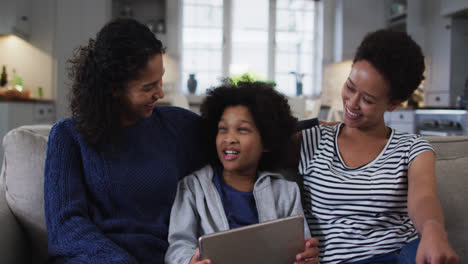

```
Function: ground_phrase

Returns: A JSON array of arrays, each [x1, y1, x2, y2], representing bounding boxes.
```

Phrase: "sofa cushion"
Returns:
[[2, 125, 52, 263], [0, 184, 29, 264], [426, 136, 468, 262]]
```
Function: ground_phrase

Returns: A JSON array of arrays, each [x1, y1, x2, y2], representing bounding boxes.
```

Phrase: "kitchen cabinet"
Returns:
[[326, 0, 386, 62], [0, 0, 32, 39], [416, 0, 450, 108], [425, 92, 450, 107], [384, 109, 415, 134], [447, 17, 468, 107], [440, 0, 468, 16], [384, 0, 426, 53], [385, 0, 408, 32], [112, 0, 167, 44], [54, 0, 111, 119], [382, 0, 468, 108], [423, 2, 468, 107], [0, 100, 55, 163], [341, 0, 386, 61]]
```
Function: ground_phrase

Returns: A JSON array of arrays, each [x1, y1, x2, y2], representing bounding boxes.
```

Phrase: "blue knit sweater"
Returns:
[[44, 106, 209, 264]]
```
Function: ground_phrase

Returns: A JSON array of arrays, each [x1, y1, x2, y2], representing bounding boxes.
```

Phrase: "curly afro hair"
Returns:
[[353, 29, 425, 102], [200, 81, 299, 171], [68, 18, 165, 150]]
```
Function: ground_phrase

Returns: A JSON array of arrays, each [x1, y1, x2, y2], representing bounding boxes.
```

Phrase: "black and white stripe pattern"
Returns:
[[299, 124, 434, 264]]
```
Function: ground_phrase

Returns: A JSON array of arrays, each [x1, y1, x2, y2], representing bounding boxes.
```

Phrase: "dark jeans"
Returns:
[[347, 238, 420, 264]]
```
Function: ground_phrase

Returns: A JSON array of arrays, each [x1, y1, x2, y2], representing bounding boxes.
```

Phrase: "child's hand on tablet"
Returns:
[[189, 248, 211, 264], [293, 238, 319, 264]]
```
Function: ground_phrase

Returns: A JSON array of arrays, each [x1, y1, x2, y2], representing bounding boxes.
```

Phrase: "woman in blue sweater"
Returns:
[[44, 18, 210, 263]]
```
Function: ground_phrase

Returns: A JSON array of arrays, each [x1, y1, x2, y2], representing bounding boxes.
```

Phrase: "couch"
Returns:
[[1, 125, 467, 264]]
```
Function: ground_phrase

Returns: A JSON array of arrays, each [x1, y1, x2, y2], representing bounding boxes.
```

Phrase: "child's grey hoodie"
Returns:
[[165, 164, 311, 264]]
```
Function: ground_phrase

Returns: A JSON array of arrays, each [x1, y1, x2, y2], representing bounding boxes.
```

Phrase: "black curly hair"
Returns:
[[68, 18, 165, 149], [200, 81, 299, 171], [353, 29, 425, 102]]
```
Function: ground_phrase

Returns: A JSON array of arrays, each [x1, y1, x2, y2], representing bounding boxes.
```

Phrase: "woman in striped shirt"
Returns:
[[298, 29, 459, 264]]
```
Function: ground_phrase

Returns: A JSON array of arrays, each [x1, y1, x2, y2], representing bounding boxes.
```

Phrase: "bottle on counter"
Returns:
[[38, 86, 43, 98], [16, 78, 24, 92], [1, 65, 7, 87], [10, 68, 23, 92], [10, 68, 17, 89]]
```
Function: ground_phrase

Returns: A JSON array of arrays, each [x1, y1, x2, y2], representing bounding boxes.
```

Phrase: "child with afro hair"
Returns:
[[165, 81, 319, 264]]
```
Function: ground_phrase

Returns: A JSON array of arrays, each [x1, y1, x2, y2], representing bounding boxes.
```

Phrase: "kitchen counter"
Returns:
[[0, 97, 54, 103], [0, 89, 54, 103]]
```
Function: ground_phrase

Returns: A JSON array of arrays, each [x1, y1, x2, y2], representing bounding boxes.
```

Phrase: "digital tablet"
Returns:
[[198, 215, 305, 264]]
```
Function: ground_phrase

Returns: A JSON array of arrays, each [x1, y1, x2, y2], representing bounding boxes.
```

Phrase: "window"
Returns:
[[182, 0, 224, 94], [275, 0, 323, 96], [181, 0, 323, 97], [230, 0, 269, 77]]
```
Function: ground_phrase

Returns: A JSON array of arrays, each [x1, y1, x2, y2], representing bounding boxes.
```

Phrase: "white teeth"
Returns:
[[346, 107, 359, 117], [224, 150, 239, 154]]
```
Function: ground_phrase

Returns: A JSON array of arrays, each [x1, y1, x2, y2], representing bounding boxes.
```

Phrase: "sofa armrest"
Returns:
[[0, 184, 29, 264], [425, 136, 468, 261]]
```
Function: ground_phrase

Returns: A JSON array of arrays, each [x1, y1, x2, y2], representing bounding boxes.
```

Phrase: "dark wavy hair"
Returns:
[[68, 18, 165, 149], [353, 29, 425, 102], [200, 81, 299, 171]]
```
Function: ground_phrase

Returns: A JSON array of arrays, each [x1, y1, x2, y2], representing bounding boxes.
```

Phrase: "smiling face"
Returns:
[[342, 60, 400, 130], [216, 105, 265, 177], [119, 54, 165, 126]]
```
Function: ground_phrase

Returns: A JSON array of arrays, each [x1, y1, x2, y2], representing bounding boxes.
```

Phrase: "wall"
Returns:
[[320, 0, 384, 113], [54, 0, 112, 119], [321, 60, 351, 110], [407, 0, 427, 54], [322, 0, 336, 65], [341, 0, 386, 61], [30, 0, 56, 55], [423, 0, 452, 106], [166, 0, 183, 93]]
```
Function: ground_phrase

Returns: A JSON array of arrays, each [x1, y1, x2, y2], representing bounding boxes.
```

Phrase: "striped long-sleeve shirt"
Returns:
[[299, 124, 433, 264]]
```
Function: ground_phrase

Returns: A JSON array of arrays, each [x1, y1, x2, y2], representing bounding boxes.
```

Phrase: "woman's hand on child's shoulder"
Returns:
[[189, 248, 211, 264], [293, 238, 319, 264]]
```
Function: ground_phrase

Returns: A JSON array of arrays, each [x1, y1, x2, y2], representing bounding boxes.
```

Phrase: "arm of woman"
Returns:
[[407, 151, 459, 264], [284, 118, 320, 170], [44, 122, 137, 264]]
